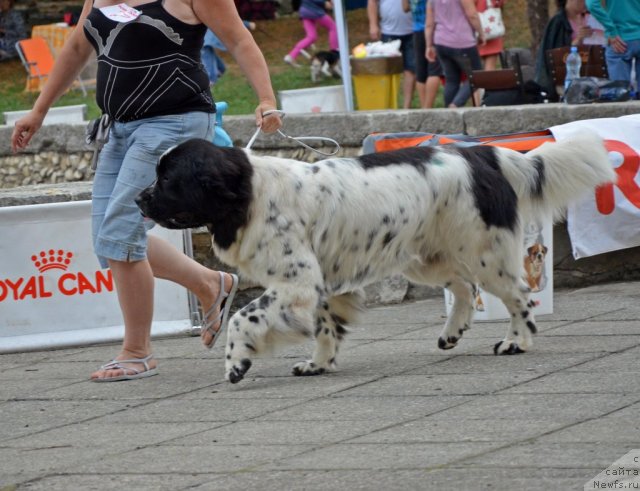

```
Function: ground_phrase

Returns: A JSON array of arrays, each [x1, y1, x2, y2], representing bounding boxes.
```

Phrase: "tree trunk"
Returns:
[[527, 0, 549, 58]]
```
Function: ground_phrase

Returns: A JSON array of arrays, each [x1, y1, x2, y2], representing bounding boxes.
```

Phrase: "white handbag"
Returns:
[[478, 0, 505, 40]]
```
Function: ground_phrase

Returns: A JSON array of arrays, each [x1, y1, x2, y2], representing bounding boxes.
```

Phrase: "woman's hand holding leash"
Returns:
[[255, 103, 283, 133]]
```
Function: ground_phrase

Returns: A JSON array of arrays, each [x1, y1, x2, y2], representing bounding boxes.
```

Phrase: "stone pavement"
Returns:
[[1, 281, 639, 491]]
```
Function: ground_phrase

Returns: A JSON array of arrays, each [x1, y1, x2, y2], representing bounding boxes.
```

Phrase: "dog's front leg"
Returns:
[[225, 284, 320, 383], [224, 307, 260, 384]]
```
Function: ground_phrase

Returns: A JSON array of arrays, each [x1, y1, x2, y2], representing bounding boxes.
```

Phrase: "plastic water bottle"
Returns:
[[564, 46, 582, 95]]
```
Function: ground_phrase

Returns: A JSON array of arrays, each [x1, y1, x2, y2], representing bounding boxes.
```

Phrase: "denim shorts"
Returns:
[[92, 111, 215, 268], [605, 39, 640, 89], [382, 33, 416, 73], [412, 31, 443, 83]]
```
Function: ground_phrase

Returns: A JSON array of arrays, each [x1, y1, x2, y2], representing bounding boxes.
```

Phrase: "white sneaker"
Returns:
[[284, 54, 301, 68]]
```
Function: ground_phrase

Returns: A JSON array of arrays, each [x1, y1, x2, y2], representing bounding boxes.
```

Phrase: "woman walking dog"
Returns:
[[11, 0, 282, 382]]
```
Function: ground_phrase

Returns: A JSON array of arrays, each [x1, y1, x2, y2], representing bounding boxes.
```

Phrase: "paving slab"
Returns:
[[501, 370, 640, 394], [536, 416, 640, 443], [72, 443, 315, 475], [461, 441, 636, 470], [1, 281, 639, 490], [0, 399, 149, 442], [253, 395, 471, 422], [426, 392, 638, 422], [186, 467, 603, 491], [262, 441, 501, 471]]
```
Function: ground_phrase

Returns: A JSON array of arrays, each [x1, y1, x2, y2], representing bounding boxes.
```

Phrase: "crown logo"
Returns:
[[31, 249, 74, 272]]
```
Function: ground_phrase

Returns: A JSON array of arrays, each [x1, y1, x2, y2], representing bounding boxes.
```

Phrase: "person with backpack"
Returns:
[[284, 0, 338, 67]]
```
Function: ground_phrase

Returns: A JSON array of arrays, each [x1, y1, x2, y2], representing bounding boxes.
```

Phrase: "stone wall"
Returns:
[[0, 151, 93, 188], [3, 101, 640, 189]]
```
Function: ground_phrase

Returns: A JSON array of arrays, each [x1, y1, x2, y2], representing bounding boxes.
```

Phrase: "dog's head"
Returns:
[[135, 139, 253, 248], [527, 243, 548, 264]]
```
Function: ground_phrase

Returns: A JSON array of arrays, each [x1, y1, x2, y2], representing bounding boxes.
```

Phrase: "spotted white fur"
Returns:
[[136, 133, 615, 383]]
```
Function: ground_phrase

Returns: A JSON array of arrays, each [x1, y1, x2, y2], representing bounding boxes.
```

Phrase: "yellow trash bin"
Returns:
[[351, 56, 404, 110]]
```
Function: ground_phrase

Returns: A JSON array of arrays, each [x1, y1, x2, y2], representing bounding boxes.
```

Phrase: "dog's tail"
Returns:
[[327, 291, 365, 328], [498, 131, 616, 222]]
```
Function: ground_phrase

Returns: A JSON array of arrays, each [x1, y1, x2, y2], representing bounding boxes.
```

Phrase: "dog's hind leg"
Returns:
[[403, 260, 475, 350], [437, 278, 476, 350], [292, 292, 363, 376], [473, 241, 537, 355]]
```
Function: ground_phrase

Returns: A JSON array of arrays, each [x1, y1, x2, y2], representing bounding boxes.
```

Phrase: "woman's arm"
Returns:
[[585, 0, 626, 53], [425, 0, 436, 61], [367, 0, 381, 40], [12, 0, 94, 152], [194, 0, 281, 132], [461, 0, 486, 44]]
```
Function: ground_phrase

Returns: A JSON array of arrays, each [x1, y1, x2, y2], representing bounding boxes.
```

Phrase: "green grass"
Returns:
[[0, 2, 533, 117], [0, 59, 102, 118], [214, 65, 345, 115], [0, 59, 344, 119]]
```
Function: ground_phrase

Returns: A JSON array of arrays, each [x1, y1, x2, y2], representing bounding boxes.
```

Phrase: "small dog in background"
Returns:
[[310, 50, 342, 82], [524, 243, 548, 292]]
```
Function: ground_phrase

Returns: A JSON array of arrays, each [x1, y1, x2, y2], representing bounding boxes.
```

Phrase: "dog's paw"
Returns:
[[292, 360, 327, 376], [225, 358, 252, 384], [437, 335, 460, 350], [493, 340, 526, 355]]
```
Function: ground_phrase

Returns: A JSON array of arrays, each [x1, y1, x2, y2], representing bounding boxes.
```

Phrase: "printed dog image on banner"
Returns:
[[523, 222, 548, 293], [136, 134, 614, 383]]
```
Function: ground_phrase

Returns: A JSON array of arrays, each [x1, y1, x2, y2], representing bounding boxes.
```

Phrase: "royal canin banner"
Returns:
[[551, 114, 640, 259], [0, 201, 190, 353]]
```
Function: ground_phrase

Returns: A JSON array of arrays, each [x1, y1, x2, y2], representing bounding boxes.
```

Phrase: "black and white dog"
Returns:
[[310, 50, 342, 82], [136, 135, 614, 383]]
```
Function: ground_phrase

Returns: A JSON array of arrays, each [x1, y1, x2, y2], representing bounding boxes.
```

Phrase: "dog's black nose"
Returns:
[[134, 190, 151, 216]]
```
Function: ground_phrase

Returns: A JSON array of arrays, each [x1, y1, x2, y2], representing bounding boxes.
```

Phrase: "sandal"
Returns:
[[202, 272, 239, 349], [91, 354, 158, 382]]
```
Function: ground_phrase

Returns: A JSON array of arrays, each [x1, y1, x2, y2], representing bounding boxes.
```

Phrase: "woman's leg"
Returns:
[[605, 44, 632, 83], [451, 47, 482, 108], [91, 113, 216, 380], [424, 76, 440, 108], [90, 237, 234, 380], [436, 45, 461, 107], [146, 235, 234, 348], [289, 18, 319, 60], [482, 53, 499, 71], [317, 14, 338, 51]]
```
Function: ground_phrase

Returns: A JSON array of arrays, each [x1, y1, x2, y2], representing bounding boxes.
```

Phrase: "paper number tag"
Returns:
[[99, 3, 142, 23]]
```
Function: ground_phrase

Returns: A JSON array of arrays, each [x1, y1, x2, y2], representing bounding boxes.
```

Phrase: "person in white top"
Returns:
[[368, 0, 416, 108]]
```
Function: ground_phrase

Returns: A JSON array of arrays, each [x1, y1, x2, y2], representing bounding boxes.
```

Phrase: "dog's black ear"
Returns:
[[527, 245, 535, 255], [542, 245, 548, 254], [197, 146, 253, 199], [196, 145, 253, 248]]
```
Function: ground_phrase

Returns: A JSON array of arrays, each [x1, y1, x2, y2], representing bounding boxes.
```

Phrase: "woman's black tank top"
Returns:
[[83, 0, 215, 122]]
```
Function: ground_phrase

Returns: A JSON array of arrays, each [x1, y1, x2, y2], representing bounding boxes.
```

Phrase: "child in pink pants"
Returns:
[[284, 0, 338, 67]]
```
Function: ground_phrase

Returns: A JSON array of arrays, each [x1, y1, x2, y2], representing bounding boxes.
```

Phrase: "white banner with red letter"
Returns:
[[0, 201, 191, 353], [551, 114, 640, 259]]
